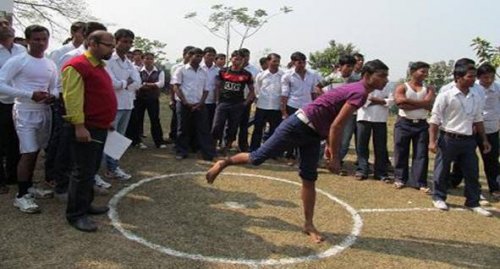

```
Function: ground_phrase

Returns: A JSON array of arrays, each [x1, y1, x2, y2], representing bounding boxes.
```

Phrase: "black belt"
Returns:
[[441, 131, 473, 139]]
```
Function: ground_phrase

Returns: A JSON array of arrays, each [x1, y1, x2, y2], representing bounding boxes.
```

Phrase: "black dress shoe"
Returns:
[[69, 216, 97, 232], [87, 205, 109, 215]]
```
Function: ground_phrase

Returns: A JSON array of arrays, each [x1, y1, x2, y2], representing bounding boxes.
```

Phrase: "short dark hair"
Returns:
[[259, 57, 268, 66], [231, 49, 245, 58], [409, 61, 430, 74], [215, 53, 226, 60], [182, 46, 195, 56], [24, 25, 50, 39], [70, 21, 86, 33], [290, 51, 306, 61], [266, 53, 281, 61], [188, 47, 203, 56], [132, 49, 143, 55], [476, 63, 496, 77], [338, 55, 356, 66], [143, 52, 155, 58], [114, 29, 135, 41], [353, 53, 364, 60], [361, 59, 389, 76], [453, 64, 476, 80], [203, 46, 216, 55], [84, 22, 106, 38], [240, 48, 250, 57], [454, 58, 475, 69]]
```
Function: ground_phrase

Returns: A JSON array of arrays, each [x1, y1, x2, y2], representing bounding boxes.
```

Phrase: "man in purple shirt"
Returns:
[[206, 60, 389, 243]]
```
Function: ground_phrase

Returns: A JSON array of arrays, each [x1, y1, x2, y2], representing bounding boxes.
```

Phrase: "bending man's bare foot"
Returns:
[[303, 225, 325, 244], [206, 160, 229, 184]]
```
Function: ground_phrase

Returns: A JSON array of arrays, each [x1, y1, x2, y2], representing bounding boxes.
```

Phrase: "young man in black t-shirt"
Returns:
[[212, 50, 254, 154]]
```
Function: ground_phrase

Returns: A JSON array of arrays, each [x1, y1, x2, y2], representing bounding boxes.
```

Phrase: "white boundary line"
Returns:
[[108, 172, 363, 266], [359, 207, 467, 213]]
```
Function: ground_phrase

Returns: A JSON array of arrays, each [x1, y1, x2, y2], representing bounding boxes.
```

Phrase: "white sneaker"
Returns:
[[432, 199, 449, 211], [469, 207, 492, 217], [139, 143, 148, 149], [94, 175, 112, 189], [479, 194, 490, 206], [106, 167, 131, 181], [14, 193, 41, 213], [159, 144, 167, 149], [28, 187, 54, 199]]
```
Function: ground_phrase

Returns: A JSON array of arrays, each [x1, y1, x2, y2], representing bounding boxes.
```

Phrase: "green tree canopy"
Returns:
[[471, 37, 500, 68], [308, 40, 359, 76], [425, 60, 454, 91], [133, 36, 167, 64]]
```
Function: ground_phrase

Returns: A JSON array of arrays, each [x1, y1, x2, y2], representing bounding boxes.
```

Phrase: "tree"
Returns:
[[425, 60, 454, 91], [185, 4, 292, 58], [133, 36, 168, 64], [471, 37, 500, 68], [308, 40, 359, 76], [13, 0, 94, 36]]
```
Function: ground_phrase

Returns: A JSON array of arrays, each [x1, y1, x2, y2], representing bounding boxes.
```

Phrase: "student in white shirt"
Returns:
[[48, 21, 85, 65], [429, 64, 492, 217], [0, 17, 26, 194], [104, 29, 141, 180], [0, 25, 58, 213], [249, 53, 284, 152], [201, 47, 219, 129]]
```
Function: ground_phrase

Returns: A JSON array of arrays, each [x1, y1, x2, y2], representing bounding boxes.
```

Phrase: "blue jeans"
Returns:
[[340, 114, 357, 161], [105, 109, 131, 172], [355, 121, 388, 178]]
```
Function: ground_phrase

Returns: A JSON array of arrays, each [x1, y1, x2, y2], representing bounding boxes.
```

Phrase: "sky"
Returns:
[[61, 0, 500, 79]]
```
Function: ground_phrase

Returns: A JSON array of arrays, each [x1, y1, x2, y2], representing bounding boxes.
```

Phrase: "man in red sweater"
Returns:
[[61, 30, 117, 232]]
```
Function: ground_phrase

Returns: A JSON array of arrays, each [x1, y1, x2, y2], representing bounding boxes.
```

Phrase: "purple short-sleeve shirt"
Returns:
[[303, 81, 368, 139]]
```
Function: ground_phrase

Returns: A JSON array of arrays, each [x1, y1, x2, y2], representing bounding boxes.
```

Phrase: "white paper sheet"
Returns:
[[104, 131, 132, 160]]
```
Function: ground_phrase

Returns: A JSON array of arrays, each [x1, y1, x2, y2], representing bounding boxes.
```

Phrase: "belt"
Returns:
[[295, 109, 316, 130], [400, 117, 426, 124], [442, 131, 473, 139]]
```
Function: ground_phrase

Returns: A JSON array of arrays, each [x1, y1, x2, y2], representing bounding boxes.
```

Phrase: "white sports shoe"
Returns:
[[106, 167, 131, 181], [14, 193, 41, 213], [139, 143, 148, 149], [432, 200, 449, 211], [94, 175, 112, 189], [27, 187, 54, 199], [469, 207, 492, 217]]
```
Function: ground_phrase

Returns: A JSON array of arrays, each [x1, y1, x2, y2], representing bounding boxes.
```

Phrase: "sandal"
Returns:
[[394, 182, 405, 189], [419, 187, 431, 194]]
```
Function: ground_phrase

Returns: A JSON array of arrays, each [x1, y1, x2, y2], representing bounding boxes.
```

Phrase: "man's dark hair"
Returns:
[[290, 51, 306, 61], [259, 57, 268, 66], [266, 53, 281, 61], [70, 21, 86, 33], [182, 45, 195, 56], [453, 64, 476, 80], [231, 49, 245, 58], [361, 59, 389, 76], [477, 63, 496, 77], [240, 48, 250, 57], [24, 25, 50, 39], [215, 53, 226, 60], [187, 47, 203, 56], [353, 53, 364, 60], [84, 22, 106, 38], [454, 58, 475, 69], [338, 55, 356, 66], [409, 61, 430, 74], [132, 49, 143, 55], [143, 52, 155, 58], [114, 29, 135, 41], [203, 46, 216, 55]]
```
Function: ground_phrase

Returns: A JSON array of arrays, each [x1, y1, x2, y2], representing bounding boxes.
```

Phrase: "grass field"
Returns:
[[0, 94, 499, 269]]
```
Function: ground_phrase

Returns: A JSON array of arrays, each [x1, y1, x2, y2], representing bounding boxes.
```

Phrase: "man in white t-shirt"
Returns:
[[0, 25, 58, 213]]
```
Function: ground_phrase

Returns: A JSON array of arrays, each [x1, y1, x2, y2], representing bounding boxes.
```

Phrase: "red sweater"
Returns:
[[63, 55, 117, 129]]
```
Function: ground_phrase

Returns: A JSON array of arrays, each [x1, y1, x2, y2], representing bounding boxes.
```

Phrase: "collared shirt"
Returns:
[[0, 43, 27, 104], [172, 64, 208, 104], [320, 71, 352, 92], [476, 81, 500, 134], [255, 69, 284, 110], [140, 66, 165, 88], [105, 52, 141, 110], [169, 62, 185, 85], [0, 53, 58, 110], [49, 42, 78, 67], [429, 85, 484, 135], [281, 69, 321, 109], [57, 44, 85, 71], [62, 51, 105, 124], [357, 86, 394, 122], [200, 62, 219, 104]]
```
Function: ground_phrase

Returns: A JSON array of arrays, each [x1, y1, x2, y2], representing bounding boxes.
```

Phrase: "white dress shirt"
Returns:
[[429, 85, 484, 135], [56, 44, 85, 71], [49, 42, 77, 67], [200, 62, 219, 104], [476, 81, 500, 134], [255, 69, 284, 110], [281, 69, 320, 109], [172, 64, 208, 104], [169, 62, 185, 85], [0, 53, 58, 110], [105, 52, 142, 110], [357, 86, 394, 122], [0, 43, 27, 104]]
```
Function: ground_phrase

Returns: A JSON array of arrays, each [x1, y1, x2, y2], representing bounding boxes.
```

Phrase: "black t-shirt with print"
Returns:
[[218, 67, 254, 103]]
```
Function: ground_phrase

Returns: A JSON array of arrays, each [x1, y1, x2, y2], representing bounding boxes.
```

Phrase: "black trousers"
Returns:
[[127, 97, 165, 147], [175, 103, 215, 159], [249, 108, 282, 152], [66, 126, 107, 222], [236, 103, 252, 152], [0, 103, 19, 185]]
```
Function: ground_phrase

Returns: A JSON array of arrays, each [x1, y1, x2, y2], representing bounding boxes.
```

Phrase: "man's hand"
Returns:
[[327, 158, 341, 174], [43, 94, 56, 104], [429, 140, 438, 154], [191, 103, 203, 111], [126, 77, 134, 87], [31, 91, 49, 102], [482, 140, 492, 154], [75, 125, 91, 143]]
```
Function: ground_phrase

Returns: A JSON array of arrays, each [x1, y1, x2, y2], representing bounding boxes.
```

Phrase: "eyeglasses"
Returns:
[[98, 41, 115, 48]]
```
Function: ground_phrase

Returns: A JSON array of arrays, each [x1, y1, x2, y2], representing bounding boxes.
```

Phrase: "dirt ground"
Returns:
[[1, 97, 499, 269]]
